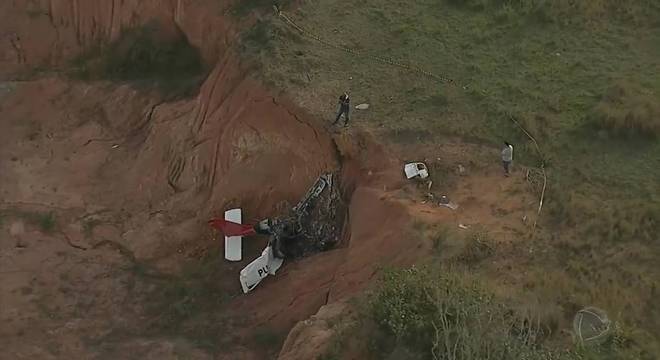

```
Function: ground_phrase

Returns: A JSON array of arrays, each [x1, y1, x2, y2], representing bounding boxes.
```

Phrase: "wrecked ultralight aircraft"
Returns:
[[209, 173, 335, 294]]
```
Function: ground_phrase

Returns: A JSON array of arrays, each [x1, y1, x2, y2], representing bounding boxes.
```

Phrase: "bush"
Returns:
[[369, 267, 578, 360], [458, 228, 494, 263], [589, 82, 660, 138], [37, 212, 56, 233], [252, 327, 283, 350], [71, 22, 205, 96]]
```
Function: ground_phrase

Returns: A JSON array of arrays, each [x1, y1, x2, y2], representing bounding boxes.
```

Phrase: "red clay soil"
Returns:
[[0, 0, 415, 358], [0, 0, 237, 77], [1, 1, 534, 359]]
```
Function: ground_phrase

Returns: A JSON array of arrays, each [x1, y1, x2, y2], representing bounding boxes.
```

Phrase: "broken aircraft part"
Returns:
[[224, 208, 242, 261], [404, 162, 429, 179], [236, 172, 345, 294], [293, 173, 332, 214], [239, 245, 284, 293]]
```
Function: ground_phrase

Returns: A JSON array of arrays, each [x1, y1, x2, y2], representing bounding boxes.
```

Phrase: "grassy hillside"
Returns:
[[241, 0, 660, 357]]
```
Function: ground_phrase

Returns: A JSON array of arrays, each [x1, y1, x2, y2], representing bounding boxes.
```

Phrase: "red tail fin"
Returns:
[[208, 219, 256, 237]]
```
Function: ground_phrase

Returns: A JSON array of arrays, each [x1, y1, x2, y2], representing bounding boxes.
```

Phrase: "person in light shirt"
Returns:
[[501, 142, 513, 177]]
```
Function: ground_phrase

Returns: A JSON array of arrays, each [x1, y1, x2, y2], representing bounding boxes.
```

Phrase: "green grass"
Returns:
[[82, 218, 102, 239], [250, 0, 660, 179], [457, 228, 494, 263], [81, 249, 241, 356], [26, 9, 43, 18], [588, 81, 660, 138], [230, 0, 293, 16], [36, 212, 56, 233], [242, 0, 660, 356], [253, 3, 660, 222], [444, 0, 660, 25], [252, 328, 284, 350], [139, 254, 237, 353], [0, 210, 57, 233]]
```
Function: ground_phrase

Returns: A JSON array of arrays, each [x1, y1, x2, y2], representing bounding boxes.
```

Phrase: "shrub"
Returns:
[[71, 22, 205, 96], [589, 82, 660, 138], [37, 212, 56, 233], [252, 327, 283, 349], [14, 211, 57, 233], [369, 267, 579, 360], [458, 228, 494, 263], [242, 20, 277, 53]]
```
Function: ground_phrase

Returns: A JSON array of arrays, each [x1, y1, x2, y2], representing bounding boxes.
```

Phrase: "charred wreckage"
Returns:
[[209, 173, 345, 293]]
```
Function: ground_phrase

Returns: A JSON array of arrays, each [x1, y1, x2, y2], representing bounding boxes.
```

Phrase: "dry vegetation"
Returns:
[[447, 0, 660, 25], [590, 82, 660, 138], [369, 268, 568, 359], [240, 0, 660, 357]]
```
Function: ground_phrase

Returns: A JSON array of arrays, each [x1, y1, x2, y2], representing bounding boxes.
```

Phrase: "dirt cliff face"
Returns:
[[0, 0, 238, 78], [1, 1, 435, 359], [0, 0, 534, 353]]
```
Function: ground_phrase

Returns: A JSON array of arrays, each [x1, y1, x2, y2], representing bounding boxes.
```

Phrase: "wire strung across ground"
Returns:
[[275, 8, 548, 237], [276, 9, 454, 84]]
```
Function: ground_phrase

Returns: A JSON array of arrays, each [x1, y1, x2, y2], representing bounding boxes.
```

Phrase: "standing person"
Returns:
[[501, 142, 514, 176], [333, 92, 351, 127]]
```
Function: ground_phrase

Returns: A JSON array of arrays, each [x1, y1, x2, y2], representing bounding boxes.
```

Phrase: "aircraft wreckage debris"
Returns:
[[209, 172, 346, 293]]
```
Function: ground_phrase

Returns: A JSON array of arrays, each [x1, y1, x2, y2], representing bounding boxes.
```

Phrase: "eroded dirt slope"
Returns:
[[1, 0, 237, 77], [1, 1, 536, 359]]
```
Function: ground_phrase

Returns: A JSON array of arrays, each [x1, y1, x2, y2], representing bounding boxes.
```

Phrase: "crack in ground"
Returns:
[[272, 96, 325, 150], [60, 230, 88, 251]]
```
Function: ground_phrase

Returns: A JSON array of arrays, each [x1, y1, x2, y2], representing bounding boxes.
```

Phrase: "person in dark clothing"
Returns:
[[333, 93, 351, 127]]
